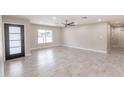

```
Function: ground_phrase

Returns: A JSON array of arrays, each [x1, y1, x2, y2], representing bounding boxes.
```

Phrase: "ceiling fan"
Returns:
[[62, 20, 76, 27]]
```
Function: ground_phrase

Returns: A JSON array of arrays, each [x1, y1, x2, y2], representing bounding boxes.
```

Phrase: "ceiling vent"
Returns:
[[82, 16, 88, 19]]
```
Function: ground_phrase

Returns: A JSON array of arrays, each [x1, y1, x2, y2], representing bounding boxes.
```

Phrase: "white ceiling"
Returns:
[[11, 15, 124, 27]]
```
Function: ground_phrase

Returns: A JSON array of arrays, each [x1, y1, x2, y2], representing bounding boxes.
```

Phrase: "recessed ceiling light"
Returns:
[[52, 16, 57, 20], [98, 18, 102, 22]]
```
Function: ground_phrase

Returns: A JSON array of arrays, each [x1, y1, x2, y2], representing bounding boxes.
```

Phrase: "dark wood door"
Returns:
[[4, 24, 25, 60]]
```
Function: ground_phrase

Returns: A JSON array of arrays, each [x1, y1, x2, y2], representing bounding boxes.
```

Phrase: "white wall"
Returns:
[[107, 24, 112, 52], [0, 15, 3, 76], [111, 27, 124, 48], [62, 23, 108, 53], [30, 24, 62, 49], [2, 16, 31, 57]]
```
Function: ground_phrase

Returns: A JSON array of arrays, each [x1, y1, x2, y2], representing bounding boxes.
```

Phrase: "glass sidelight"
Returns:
[[4, 24, 25, 60]]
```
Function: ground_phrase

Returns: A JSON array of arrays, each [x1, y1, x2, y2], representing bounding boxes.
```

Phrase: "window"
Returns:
[[38, 29, 53, 44], [38, 30, 45, 43]]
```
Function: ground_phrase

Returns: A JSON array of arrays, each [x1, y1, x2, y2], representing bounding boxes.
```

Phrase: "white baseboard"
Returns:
[[30, 44, 107, 54], [62, 45, 107, 53], [31, 44, 62, 50]]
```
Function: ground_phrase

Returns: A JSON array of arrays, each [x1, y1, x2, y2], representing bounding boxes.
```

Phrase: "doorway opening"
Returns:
[[111, 27, 124, 49]]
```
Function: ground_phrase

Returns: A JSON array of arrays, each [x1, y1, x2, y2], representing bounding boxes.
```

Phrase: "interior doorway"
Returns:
[[4, 24, 25, 60], [111, 27, 124, 49]]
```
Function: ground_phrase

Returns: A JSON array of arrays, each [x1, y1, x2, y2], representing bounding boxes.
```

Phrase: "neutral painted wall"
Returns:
[[2, 16, 31, 57], [62, 23, 108, 53], [0, 15, 3, 76], [30, 24, 62, 49], [107, 24, 111, 52], [111, 27, 124, 48]]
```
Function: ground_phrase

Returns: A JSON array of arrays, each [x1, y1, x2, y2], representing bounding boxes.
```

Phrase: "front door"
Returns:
[[4, 24, 25, 60]]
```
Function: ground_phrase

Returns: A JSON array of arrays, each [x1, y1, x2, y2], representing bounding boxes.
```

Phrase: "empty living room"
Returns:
[[1, 15, 124, 77], [1, 0, 124, 93]]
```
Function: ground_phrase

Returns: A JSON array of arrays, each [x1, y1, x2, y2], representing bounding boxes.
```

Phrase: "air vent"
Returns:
[[82, 16, 88, 19]]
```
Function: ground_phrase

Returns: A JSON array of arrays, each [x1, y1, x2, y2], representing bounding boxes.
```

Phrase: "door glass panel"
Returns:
[[9, 26, 21, 33], [5, 24, 25, 60], [9, 34, 21, 40], [9, 41, 21, 47], [10, 47, 21, 55]]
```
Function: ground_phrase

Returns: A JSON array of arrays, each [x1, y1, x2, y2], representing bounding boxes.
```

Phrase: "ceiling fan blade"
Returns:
[[69, 25, 75, 26], [68, 22, 74, 25], [62, 20, 76, 27]]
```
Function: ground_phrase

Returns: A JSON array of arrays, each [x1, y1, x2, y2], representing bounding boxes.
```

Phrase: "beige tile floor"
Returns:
[[4, 46, 124, 77]]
